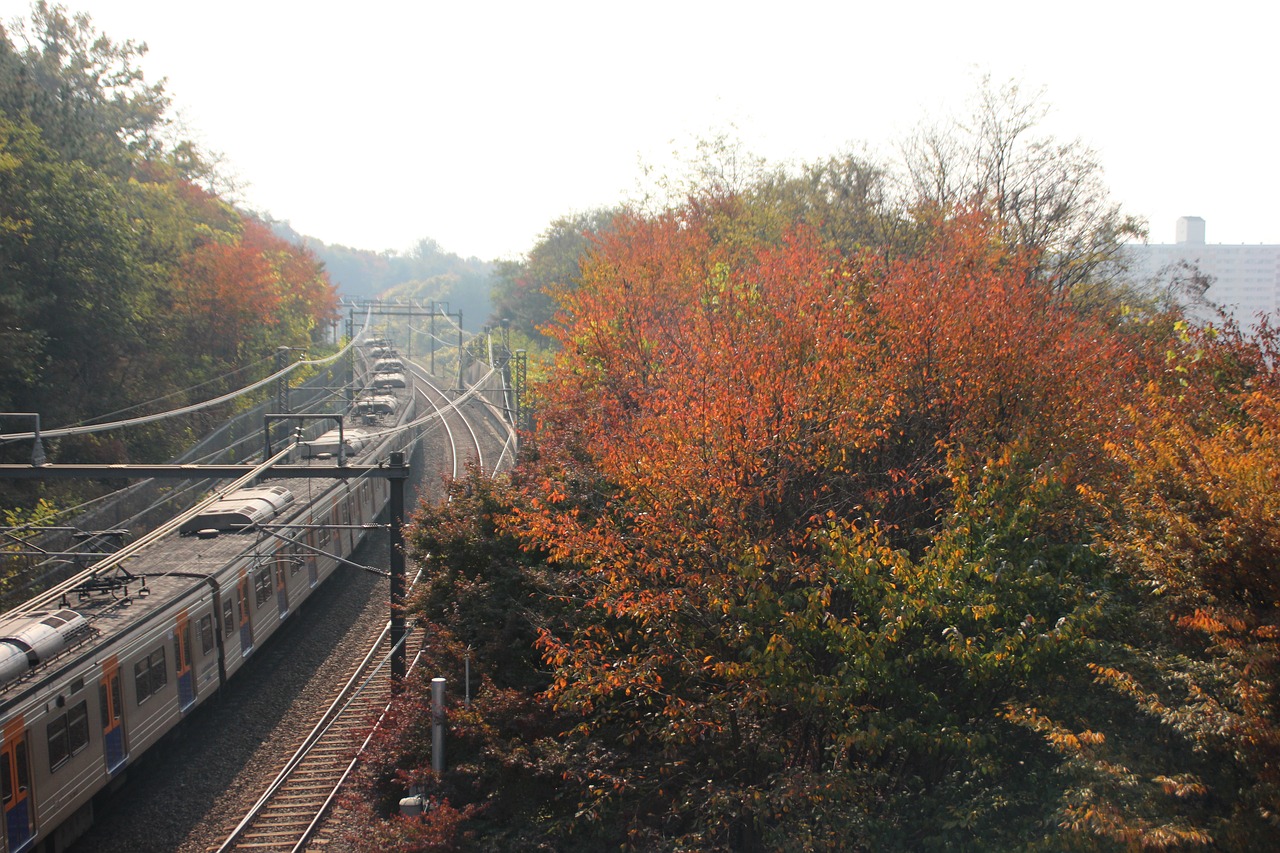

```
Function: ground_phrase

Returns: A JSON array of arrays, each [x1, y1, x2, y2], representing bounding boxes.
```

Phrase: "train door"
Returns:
[[99, 656, 127, 775], [330, 502, 344, 558], [237, 573, 254, 656], [1, 717, 34, 853], [339, 496, 352, 553], [306, 525, 319, 588], [174, 611, 196, 711], [307, 522, 322, 589], [275, 549, 289, 618]]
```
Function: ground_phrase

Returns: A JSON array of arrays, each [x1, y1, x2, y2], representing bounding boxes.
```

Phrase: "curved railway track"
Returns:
[[212, 626, 422, 853], [411, 367, 486, 480], [204, 368, 514, 851]]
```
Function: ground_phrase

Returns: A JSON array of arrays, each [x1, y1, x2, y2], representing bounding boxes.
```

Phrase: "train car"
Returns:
[[371, 371, 406, 390], [299, 428, 371, 460], [0, 350, 416, 852]]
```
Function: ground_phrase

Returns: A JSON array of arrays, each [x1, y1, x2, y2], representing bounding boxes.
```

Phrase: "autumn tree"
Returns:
[[353, 471, 586, 850], [1036, 318, 1280, 850], [749, 151, 918, 259], [0, 110, 148, 426], [488, 202, 1157, 848], [169, 218, 337, 367], [0, 5, 339, 482]]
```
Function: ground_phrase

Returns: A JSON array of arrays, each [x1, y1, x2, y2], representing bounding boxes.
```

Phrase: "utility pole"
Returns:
[[275, 347, 290, 414], [456, 311, 465, 394], [429, 305, 436, 375], [514, 350, 527, 436]]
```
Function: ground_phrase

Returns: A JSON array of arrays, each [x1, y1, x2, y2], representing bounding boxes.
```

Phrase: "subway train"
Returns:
[[0, 343, 416, 852]]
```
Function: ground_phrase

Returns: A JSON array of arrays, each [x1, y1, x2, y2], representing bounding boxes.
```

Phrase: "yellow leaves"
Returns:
[[1153, 774, 1207, 799], [1087, 664, 1143, 697], [966, 603, 998, 621]]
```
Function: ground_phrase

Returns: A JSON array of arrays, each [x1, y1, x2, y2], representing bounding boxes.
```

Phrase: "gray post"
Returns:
[[431, 677, 446, 774]]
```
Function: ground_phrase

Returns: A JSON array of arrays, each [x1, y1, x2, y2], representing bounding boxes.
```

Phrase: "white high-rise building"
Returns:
[[1126, 217, 1280, 330]]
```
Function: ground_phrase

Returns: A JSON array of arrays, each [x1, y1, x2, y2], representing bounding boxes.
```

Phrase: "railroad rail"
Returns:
[[213, 622, 422, 852], [411, 366, 486, 479], [209, 368, 474, 852], [208, 367, 511, 852]]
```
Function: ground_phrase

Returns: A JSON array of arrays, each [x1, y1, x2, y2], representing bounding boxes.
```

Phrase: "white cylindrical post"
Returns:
[[432, 677, 446, 774]]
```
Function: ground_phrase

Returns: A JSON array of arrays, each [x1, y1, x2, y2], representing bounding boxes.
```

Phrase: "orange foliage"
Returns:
[[870, 214, 1145, 454], [171, 219, 336, 361], [510, 204, 1158, 843]]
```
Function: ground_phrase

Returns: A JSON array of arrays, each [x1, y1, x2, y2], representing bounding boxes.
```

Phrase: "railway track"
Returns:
[[212, 624, 422, 852], [411, 367, 487, 479], [207, 371, 509, 852]]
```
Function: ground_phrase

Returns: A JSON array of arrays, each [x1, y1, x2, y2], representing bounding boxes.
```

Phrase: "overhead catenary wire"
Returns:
[[0, 308, 374, 443], [69, 355, 276, 427], [0, 442, 301, 622]]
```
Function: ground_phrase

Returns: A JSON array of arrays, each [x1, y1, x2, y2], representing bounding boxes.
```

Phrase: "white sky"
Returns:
[[3, 0, 1275, 260]]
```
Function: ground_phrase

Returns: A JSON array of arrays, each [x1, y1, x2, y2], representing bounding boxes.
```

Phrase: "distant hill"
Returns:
[[268, 221, 495, 325]]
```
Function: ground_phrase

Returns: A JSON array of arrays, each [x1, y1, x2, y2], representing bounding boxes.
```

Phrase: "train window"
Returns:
[[48, 719, 68, 771], [16, 740, 28, 792], [133, 659, 147, 704], [199, 614, 215, 655], [222, 598, 234, 638], [134, 647, 168, 704], [47, 701, 89, 772], [2, 749, 10, 803], [254, 568, 272, 607], [100, 674, 122, 729], [68, 701, 89, 754]]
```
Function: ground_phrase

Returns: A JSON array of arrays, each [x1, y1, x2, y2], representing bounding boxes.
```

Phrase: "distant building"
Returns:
[[1126, 217, 1280, 330]]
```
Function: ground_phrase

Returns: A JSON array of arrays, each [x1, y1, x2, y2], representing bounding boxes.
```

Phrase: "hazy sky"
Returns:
[[3, 0, 1274, 260]]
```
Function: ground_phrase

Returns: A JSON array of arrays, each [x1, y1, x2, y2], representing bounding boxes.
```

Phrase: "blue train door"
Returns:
[[99, 657, 127, 776], [2, 717, 35, 853], [237, 573, 254, 656], [174, 611, 196, 711]]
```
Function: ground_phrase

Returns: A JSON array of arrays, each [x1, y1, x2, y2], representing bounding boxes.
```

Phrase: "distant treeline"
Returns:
[[268, 221, 495, 325]]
